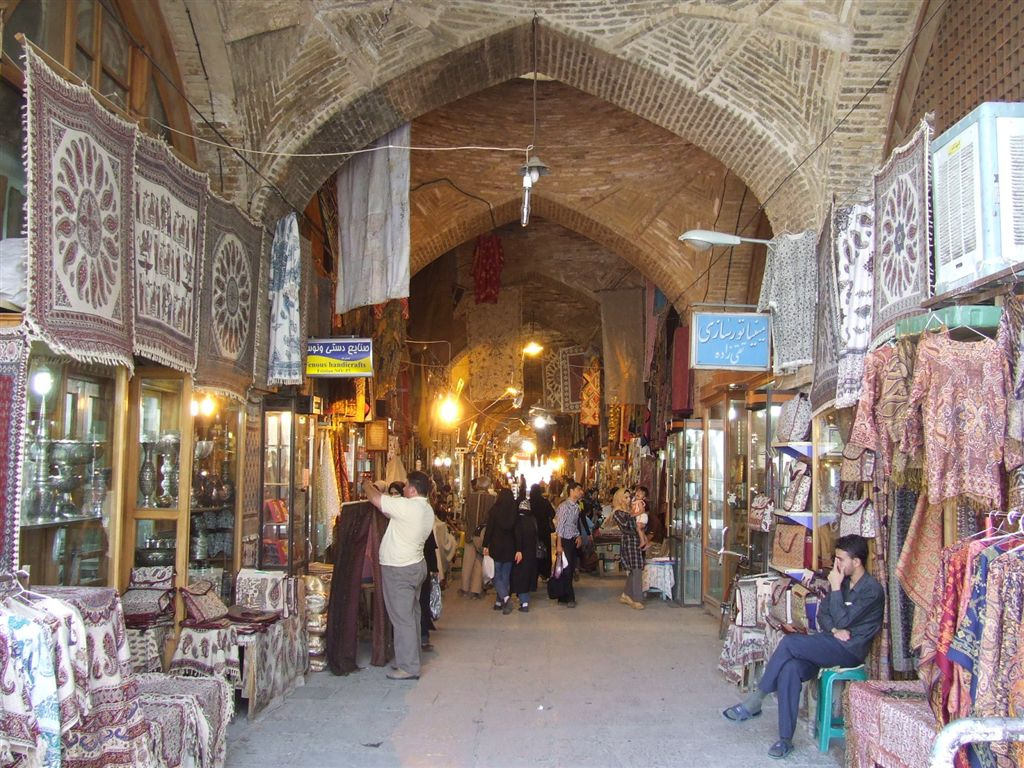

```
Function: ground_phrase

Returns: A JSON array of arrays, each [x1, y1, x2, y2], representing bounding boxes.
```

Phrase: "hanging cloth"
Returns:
[[600, 288, 645, 405], [335, 123, 410, 314], [316, 433, 342, 553], [757, 230, 817, 372], [268, 212, 303, 386]]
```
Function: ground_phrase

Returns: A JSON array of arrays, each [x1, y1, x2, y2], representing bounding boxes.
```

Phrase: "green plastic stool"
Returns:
[[817, 665, 867, 752]]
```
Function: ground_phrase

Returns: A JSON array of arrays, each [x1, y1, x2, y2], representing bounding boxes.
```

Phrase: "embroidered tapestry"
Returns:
[[472, 233, 504, 304], [25, 47, 136, 369], [0, 327, 29, 572], [133, 133, 207, 373], [467, 287, 521, 401], [758, 230, 817, 372], [195, 192, 262, 399], [600, 288, 645, 405], [580, 356, 602, 426], [542, 350, 563, 411], [871, 119, 932, 346], [835, 201, 875, 408], [560, 345, 587, 413], [252, 233, 271, 392], [810, 212, 840, 414], [268, 212, 303, 386]]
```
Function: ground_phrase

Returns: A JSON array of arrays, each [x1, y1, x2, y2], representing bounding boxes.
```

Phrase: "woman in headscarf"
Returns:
[[482, 488, 518, 614], [613, 487, 646, 610], [529, 484, 556, 580], [511, 497, 539, 612]]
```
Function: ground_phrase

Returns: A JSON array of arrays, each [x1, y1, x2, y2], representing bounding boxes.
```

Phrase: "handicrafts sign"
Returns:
[[306, 338, 373, 377], [690, 312, 771, 371]]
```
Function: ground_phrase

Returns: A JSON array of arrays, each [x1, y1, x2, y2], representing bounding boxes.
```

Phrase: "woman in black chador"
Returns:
[[511, 498, 539, 612]]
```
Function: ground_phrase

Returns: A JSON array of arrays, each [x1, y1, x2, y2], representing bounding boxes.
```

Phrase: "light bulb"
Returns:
[[438, 396, 459, 425], [434, 456, 443, 467], [443, 457, 452, 468], [521, 187, 531, 227], [533, 415, 546, 430], [521, 439, 535, 454], [31, 370, 53, 397], [530, 168, 540, 183], [200, 394, 216, 417]]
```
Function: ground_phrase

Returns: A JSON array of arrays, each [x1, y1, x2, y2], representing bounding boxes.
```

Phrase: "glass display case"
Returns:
[[667, 421, 703, 605], [746, 392, 772, 571], [188, 391, 242, 601], [770, 391, 815, 575], [18, 350, 125, 586], [812, 410, 844, 570], [259, 396, 315, 574], [703, 403, 726, 605]]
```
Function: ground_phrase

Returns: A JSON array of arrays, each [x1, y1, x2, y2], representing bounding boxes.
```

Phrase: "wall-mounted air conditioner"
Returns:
[[931, 101, 1024, 294]]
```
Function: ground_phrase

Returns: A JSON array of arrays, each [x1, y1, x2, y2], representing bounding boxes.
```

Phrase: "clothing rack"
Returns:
[[893, 305, 1002, 338]]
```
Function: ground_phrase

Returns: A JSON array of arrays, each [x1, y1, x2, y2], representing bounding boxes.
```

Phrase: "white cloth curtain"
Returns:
[[335, 123, 411, 314]]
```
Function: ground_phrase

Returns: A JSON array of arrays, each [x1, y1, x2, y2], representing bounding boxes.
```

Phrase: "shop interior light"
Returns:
[[438, 395, 460, 425], [521, 439, 536, 454], [31, 370, 53, 397], [522, 340, 544, 356]]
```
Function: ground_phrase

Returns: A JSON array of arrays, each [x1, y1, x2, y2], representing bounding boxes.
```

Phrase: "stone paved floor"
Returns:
[[225, 574, 844, 767]]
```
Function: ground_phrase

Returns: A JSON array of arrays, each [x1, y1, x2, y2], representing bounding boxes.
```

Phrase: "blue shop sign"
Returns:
[[306, 338, 373, 377], [690, 312, 771, 371]]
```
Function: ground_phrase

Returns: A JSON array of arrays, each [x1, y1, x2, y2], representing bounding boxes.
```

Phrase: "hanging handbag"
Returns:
[[781, 462, 811, 514], [733, 577, 760, 627], [839, 497, 877, 538], [789, 583, 811, 631], [772, 523, 805, 570], [841, 444, 877, 483], [776, 393, 812, 442], [768, 577, 793, 625], [748, 492, 775, 532]]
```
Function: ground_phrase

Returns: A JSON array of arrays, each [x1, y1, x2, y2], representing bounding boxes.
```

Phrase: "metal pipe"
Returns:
[[929, 718, 1024, 768]]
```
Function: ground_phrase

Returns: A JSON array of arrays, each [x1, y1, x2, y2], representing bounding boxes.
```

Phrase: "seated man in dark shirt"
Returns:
[[722, 534, 885, 760]]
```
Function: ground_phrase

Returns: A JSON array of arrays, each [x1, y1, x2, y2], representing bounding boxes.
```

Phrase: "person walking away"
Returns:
[[512, 498, 539, 612], [528, 484, 555, 580], [721, 534, 885, 759], [612, 487, 646, 609], [363, 472, 435, 680], [553, 481, 585, 607], [482, 489, 518, 614], [460, 477, 496, 599]]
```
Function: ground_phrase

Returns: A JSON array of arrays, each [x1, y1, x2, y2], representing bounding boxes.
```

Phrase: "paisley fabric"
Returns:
[[2, 612, 60, 767], [810, 211, 840, 413], [136, 672, 233, 768], [901, 332, 1021, 508], [24, 47, 136, 370], [234, 569, 287, 615], [997, 295, 1024, 459], [132, 133, 207, 373], [579, 356, 601, 427], [268, 212, 304, 386], [0, 327, 30, 572], [168, 625, 242, 687], [845, 680, 937, 768], [834, 201, 875, 407], [241, 613, 306, 720], [195, 192, 263, 399], [888, 488, 918, 673], [757, 229, 817, 372], [871, 119, 932, 346]]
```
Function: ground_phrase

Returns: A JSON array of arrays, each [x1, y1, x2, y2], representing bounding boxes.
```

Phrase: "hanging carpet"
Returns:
[[580, 356, 602, 427], [0, 326, 30, 571], [132, 133, 207, 373], [560, 345, 587, 413], [757, 230, 817, 373], [871, 119, 932, 346], [24, 46, 136, 369], [543, 349, 564, 411], [835, 201, 875, 408], [467, 287, 521, 401], [810, 208, 840, 414], [268, 212, 303, 386], [600, 288, 645, 405], [471, 233, 504, 304]]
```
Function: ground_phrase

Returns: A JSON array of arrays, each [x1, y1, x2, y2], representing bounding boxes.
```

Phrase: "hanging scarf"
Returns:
[[268, 212, 303, 386]]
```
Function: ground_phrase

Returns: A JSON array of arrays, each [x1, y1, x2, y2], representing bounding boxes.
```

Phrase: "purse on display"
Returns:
[[180, 580, 230, 623], [733, 577, 761, 627], [841, 444, 877, 484], [781, 462, 811, 514], [749, 492, 775, 532], [839, 497, 877, 538], [768, 577, 793, 625], [776, 394, 812, 442], [772, 523, 806, 570], [789, 583, 812, 631]]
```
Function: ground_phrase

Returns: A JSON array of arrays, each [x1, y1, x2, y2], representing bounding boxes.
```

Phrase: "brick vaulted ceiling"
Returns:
[[160, 0, 922, 315]]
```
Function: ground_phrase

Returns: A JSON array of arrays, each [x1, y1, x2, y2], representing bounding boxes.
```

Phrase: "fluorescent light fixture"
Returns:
[[678, 229, 771, 252]]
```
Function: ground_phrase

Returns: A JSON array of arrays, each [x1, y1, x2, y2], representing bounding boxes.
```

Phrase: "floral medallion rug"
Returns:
[[25, 47, 136, 369], [133, 133, 207, 373], [0, 326, 29, 571], [871, 119, 932, 346], [195, 192, 263, 399]]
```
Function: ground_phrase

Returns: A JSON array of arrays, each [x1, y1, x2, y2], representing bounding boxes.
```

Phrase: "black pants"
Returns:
[[557, 537, 578, 603]]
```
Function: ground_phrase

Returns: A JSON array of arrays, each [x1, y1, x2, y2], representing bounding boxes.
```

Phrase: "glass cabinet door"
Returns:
[[260, 400, 314, 574], [722, 397, 747, 593], [747, 399, 770, 571], [682, 423, 703, 604], [703, 403, 726, 605]]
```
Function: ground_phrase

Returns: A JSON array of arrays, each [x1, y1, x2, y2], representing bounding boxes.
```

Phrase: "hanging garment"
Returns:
[[757, 230, 817, 372], [316, 433, 342, 554], [600, 288, 646, 405], [889, 488, 918, 673], [268, 212, 303, 386], [336, 123, 411, 314]]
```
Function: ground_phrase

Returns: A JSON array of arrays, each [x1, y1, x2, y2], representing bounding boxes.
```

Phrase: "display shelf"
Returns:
[[20, 514, 102, 530]]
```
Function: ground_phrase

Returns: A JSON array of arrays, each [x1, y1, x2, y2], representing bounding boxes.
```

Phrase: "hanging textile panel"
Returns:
[[336, 123, 410, 315], [809, 210, 840, 414], [472, 232, 504, 304], [600, 287, 645, 405], [0, 327, 30, 572], [580, 356, 601, 426], [671, 325, 692, 413], [195, 192, 262, 398], [268, 213, 303, 386], [757, 230, 817, 373], [542, 350, 563, 411], [835, 201, 875, 408], [871, 119, 932, 346], [252, 231, 271, 392], [560, 345, 587, 412], [467, 287, 521, 401], [24, 47, 136, 369], [133, 133, 207, 373], [644, 279, 659, 382]]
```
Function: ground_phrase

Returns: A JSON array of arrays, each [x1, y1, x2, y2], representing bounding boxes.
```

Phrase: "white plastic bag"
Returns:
[[482, 554, 495, 580], [552, 551, 568, 579]]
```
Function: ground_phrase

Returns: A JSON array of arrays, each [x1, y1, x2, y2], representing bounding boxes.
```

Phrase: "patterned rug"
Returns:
[[580, 356, 601, 426], [543, 350, 563, 411], [871, 119, 932, 346], [467, 287, 521, 401], [600, 288, 645, 405], [195, 191, 263, 399], [25, 47, 136, 369], [810, 208, 840, 414], [268, 212, 303, 386], [133, 133, 207, 373], [757, 230, 817, 372], [559, 344, 587, 413], [0, 326, 29, 571], [834, 201, 875, 408]]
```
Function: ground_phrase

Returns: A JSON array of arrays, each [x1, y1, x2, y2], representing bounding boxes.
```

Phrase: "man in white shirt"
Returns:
[[363, 471, 435, 680]]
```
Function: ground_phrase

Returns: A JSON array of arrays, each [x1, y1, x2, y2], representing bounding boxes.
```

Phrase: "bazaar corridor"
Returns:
[[225, 575, 841, 768]]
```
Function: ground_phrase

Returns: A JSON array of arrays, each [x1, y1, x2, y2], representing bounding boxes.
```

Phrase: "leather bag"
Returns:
[[839, 497, 877, 538], [772, 523, 806, 570], [776, 394, 812, 442]]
